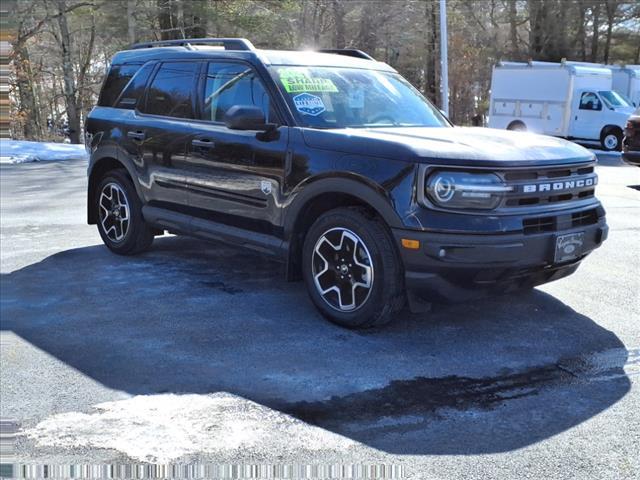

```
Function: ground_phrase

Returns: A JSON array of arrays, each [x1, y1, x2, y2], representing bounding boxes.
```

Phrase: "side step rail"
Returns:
[[142, 206, 287, 258]]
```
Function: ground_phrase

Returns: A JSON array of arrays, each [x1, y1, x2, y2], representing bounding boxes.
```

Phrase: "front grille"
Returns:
[[522, 208, 599, 235], [523, 216, 556, 234], [572, 208, 598, 227], [502, 163, 596, 208]]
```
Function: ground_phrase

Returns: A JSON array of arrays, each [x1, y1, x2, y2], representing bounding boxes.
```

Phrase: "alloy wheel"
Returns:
[[311, 227, 374, 312], [98, 182, 130, 243]]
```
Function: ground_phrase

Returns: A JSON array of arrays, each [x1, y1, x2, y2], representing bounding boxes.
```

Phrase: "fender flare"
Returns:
[[283, 176, 404, 238], [87, 145, 142, 224]]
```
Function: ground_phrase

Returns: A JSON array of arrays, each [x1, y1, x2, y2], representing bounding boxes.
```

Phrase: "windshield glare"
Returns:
[[272, 66, 449, 129], [598, 90, 631, 108]]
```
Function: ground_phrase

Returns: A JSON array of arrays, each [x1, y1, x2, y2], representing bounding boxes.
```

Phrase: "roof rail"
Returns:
[[317, 49, 374, 60], [130, 38, 255, 51]]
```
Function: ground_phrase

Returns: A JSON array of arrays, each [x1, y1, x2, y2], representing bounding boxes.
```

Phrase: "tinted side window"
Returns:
[[115, 63, 155, 110], [202, 63, 277, 123], [143, 62, 198, 118], [579, 92, 602, 111], [98, 63, 142, 107]]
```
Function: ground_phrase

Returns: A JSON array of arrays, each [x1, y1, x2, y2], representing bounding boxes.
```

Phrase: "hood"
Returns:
[[301, 126, 595, 168], [614, 106, 635, 115]]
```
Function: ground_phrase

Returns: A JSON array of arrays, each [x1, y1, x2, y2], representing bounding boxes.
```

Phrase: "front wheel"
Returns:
[[96, 169, 154, 255], [302, 208, 405, 328]]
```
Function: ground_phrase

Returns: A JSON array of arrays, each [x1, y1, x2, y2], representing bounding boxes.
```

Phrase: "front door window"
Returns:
[[579, 92, 602, 111], [202, 63, 278, 123]]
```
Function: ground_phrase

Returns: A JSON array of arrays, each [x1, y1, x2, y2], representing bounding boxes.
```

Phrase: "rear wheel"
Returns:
[[600, 127, 622, 151], [96, 169, 154, 255], [302, 208, 405, 328], [507, 121, 527, 132]]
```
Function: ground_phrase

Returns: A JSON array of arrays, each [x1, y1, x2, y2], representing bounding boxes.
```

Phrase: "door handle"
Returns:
[[192, 139, 215, 148], [127, 130, 145, 141]]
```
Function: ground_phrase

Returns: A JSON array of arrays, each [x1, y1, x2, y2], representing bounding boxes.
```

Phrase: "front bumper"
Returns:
[[393, 214, 608, 303]]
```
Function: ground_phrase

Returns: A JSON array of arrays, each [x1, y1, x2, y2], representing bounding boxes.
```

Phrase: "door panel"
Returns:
[[571, 91, 603, 140], [184, 62, 289, 233], [185, 123, 289, 230], [134, 116, 194, 207], [133, 61, 200, 208]]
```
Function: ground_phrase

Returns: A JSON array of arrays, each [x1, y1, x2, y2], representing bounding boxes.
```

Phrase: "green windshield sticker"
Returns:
[[278, 68, 338, 93]]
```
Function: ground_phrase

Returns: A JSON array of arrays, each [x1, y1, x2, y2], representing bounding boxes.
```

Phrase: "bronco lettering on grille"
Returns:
[[522, 176, 597, 193]]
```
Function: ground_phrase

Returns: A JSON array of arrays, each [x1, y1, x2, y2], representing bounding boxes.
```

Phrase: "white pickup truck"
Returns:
[[488, 61, 634, 151]]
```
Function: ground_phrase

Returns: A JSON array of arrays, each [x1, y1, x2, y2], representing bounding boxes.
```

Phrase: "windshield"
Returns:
[[271, 66, 449, 129], [598, 90, 631, 108]]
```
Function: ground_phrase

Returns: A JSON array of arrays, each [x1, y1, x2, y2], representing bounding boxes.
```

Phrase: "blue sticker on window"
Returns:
[[293, 93, 326, 116]]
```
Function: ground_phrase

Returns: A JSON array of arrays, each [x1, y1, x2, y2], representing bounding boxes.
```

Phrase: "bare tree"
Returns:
[[52, 0, 97, 143], [127, 0, 137, 44], [591, 1, 601, 62], [508, 0, 519, 58], [575, 0, 588, 61], [357, 0, 378, 54], [528, 0, 546, 58], [8, 0, 640, 138], [331, 0, 345, 49], [603, 0, 620, 63], [157, 0, 179, 40], [12, 22, 42, 138]]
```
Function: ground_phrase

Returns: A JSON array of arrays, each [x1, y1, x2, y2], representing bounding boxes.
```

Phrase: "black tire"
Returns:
[[302, 207, 405, 328], [95, 169, 154, 255], [600, 127, 623, 152], [507, 121, 527, 132]]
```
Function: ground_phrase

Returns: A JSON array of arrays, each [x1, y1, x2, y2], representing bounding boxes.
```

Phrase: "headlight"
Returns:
[[426, 171, 512, 210]]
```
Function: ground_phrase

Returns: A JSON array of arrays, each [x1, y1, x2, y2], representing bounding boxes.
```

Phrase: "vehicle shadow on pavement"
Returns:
[[1, 235, 630, 455]]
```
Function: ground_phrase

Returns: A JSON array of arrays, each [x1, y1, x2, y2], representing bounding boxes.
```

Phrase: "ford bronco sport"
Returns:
[[86, 38, 608, 328]]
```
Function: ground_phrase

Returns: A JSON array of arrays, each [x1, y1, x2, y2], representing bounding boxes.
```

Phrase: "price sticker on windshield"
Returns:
[[278, 68, 338, 93]]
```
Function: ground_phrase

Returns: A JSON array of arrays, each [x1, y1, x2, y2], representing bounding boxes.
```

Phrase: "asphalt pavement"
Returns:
[[0, 152, 639, 479]]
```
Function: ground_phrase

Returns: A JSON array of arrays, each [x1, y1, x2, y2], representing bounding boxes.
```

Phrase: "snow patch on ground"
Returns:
[[22, 393, 357, 463], [0, 140, 88, 164]]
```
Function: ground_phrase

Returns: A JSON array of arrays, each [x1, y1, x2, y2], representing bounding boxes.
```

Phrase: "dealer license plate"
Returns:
[[554, 232, 584, 263]]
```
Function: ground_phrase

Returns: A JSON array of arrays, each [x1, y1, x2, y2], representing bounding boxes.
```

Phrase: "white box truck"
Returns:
[[611, 65, 640, 107], [488, 61, 634, 151]]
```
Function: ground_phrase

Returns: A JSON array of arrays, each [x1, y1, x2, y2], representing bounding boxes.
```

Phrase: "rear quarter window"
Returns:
[[98, 63, 143, 107], [115, 63, 155, 109]]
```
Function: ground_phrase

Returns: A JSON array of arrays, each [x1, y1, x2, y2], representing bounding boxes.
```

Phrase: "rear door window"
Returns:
[[98, 63, 143, 107], [142, 62, 198, 119], [201, 62, 278, 123]]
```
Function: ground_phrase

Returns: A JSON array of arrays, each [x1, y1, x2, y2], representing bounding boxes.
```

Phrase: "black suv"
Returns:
[[86, 38, 608, 328], [623, 107, 640, 166]]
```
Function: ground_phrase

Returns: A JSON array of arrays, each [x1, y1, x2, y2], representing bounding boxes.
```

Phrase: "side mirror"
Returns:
[[224, 105, 273, 131]]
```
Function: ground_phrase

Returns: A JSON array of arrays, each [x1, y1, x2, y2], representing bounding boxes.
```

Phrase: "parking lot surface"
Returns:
[[1, 153, 639, 478]]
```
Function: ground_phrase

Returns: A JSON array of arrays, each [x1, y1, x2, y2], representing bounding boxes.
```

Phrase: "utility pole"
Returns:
[[439, 0, 449, 116]]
